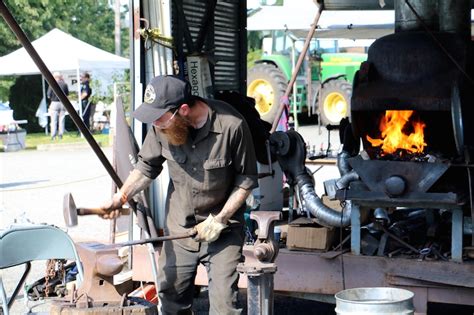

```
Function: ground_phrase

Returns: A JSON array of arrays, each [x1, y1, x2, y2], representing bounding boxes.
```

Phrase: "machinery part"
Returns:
[[319, 79, 352, 126], [237, 211, 281, 315], [337, 150, 352, 176], [298, 180, 355, 227], [247, 63, 287, 124], [336, 170, 360, 190], [374, 208, 391, 225], [254, 242, 278, 263], [72, 243, 133, 308], [451, 82, 465, 156], [384, 175, 407, 197], [272, 130, 357, 227], [237, 263, 277, 315], [270, 131, 307, 184], [251, 211, 282, 263], [63, 193, 130, 227], [50, 297, 158, 314]]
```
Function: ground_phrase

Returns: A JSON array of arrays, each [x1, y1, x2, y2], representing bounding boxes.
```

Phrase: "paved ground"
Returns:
[[0, 125, 341, 314], [1, 144, 114, 314]]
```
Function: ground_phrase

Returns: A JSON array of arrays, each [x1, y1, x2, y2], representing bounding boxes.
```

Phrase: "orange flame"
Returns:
[[366, 110, 427, 155]]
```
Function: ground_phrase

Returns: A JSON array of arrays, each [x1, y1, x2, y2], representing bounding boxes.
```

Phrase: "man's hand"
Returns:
[[99, 192, 126, 219], [193, 214, 227, 242]]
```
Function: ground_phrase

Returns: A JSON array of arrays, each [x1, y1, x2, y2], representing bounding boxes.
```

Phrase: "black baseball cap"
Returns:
[[133, 75, 191, 123]]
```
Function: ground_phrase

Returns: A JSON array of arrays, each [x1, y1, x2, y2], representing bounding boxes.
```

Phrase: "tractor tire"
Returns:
[[247, 63, 288, 124], [319, 79, 352, 126]]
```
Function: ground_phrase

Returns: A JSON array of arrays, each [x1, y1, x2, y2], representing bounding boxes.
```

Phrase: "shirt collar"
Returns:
[[191, 101, 221, 144], [207, 102, 223, 134]]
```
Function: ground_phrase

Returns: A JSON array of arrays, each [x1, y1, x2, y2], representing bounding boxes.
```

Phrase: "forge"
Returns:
[[333, 0, 474, 263]]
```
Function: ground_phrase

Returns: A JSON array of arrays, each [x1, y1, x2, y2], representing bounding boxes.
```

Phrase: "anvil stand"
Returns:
[[237, 211, 281, 315]]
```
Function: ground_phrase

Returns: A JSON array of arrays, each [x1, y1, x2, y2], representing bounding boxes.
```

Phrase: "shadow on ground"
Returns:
[[192, 288, 336, 315]]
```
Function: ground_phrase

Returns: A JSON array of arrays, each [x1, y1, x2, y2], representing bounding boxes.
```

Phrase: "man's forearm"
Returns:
[[215, 187, 252, 224], [117, 169, 153, 204]]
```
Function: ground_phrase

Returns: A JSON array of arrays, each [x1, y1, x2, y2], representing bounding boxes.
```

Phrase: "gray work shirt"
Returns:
[[136, 99, 258, 251]]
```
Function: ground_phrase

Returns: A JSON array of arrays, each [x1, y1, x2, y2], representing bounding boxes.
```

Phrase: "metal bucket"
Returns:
[[335, 287, 415, 315]]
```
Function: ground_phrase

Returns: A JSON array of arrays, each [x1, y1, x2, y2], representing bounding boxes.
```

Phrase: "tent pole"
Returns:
[[77, 67, 83, 138]]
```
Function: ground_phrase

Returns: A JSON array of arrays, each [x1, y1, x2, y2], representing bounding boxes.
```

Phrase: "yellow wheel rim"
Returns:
[[323, 91, 348, 123], [247, 79, 275, 116]]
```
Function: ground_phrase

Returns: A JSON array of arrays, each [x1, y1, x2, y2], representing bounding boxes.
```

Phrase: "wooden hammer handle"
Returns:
[[77, 207, 131, 216]]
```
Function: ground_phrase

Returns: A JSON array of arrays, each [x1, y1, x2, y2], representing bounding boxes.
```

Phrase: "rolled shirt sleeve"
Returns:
[[136, 127, 166, 179], [231, 119, 258, 191]]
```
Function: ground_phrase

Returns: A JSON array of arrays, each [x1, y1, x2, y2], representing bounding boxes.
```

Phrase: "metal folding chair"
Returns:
[[0, 224, 84, 315]]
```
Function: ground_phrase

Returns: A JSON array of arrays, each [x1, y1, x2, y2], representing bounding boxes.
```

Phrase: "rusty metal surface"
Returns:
[[75, 242, 131, 308], [250, 211, 281, 240], [132, 245, 474, 307]]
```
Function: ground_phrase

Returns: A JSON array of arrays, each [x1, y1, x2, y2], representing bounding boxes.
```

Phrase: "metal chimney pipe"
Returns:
[[395, 0, 438, 33], [439, 0, 472, 39]]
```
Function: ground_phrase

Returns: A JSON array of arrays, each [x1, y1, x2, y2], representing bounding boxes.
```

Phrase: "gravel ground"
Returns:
[[0, 125, 341, 314]]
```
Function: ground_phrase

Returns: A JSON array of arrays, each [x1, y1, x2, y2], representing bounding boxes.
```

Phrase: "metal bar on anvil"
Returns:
[[86, 231, 195, 250], [0, 1, 156, 238]]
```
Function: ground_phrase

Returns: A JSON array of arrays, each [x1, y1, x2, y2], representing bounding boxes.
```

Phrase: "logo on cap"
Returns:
[[144, 84, 156, 104]]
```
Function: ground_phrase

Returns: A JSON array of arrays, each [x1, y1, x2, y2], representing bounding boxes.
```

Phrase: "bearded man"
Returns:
[[101, 75, 258, 314]]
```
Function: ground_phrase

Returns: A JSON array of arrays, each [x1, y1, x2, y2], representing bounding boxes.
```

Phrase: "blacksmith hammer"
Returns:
[[63, 192, 130, 227]]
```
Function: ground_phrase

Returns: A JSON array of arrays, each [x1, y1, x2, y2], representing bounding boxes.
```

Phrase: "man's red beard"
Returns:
[[160, 114, 190, 146]]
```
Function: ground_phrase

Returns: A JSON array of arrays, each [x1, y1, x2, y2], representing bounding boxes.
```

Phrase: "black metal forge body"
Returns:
[[335, 0, 474, 262]]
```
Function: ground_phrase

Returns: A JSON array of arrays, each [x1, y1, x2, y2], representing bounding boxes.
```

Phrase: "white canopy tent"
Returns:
[[0, 28, 129, 75], [0, 28, 129, 129]]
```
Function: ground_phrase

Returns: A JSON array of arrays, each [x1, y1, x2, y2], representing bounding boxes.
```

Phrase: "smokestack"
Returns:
[[438, 0, 472, 39], [394, 0, 438, 33]]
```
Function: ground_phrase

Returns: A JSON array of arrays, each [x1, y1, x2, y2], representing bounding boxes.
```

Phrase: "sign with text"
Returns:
[[186, 56, 213, 98]]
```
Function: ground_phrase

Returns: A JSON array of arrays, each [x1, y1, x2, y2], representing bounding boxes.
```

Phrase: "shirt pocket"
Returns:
[[161, 148, 187, 184], [203, 158, 232, 191]]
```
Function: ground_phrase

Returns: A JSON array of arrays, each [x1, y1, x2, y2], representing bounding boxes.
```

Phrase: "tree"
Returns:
[[0, 0, 129, 132], [0, 0, 118, 56]]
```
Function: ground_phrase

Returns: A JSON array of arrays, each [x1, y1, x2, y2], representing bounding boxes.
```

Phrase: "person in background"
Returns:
[[100, 75, 258, 314], [80, 72, 93, 130], [47, 72, 69, 140]]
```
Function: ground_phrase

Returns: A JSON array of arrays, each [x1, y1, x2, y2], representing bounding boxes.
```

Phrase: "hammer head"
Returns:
[[63, 192, 78, 227]]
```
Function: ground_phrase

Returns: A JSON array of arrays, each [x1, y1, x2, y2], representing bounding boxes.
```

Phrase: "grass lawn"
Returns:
[[25, 132, 111, 150]]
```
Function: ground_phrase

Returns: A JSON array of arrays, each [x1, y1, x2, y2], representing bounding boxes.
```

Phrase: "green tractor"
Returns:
[[247, 31, 368, 126]]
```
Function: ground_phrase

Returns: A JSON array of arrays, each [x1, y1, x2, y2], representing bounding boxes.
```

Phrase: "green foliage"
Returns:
[[0, 1, 130, 132], [24, 132, 110, 150], [248, 31, 263, 51], [0, 77, 15, 102], [247, 49, 263, 72], [0, 0, 123, 56], [9, 75, 44, 133], [247, 31, 263, 71]]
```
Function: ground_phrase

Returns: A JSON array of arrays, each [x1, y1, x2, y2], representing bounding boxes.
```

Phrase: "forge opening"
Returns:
[[353, 110, 458, 161]]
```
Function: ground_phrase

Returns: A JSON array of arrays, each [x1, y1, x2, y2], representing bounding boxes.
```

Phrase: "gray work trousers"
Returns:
[[49, 101, 66, 137], [157, 226, 244, 315]]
